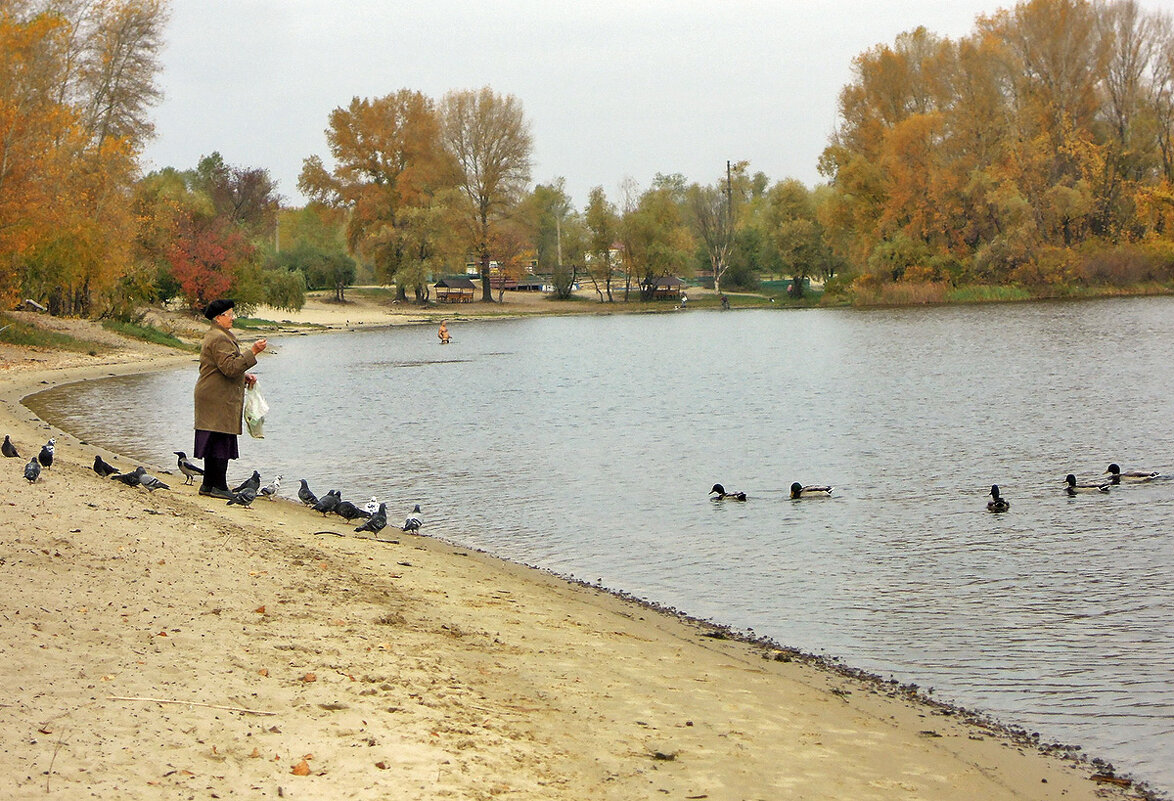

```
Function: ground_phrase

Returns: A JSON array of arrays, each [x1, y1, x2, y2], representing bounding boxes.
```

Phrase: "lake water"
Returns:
[[27, 297, 1174, 794]]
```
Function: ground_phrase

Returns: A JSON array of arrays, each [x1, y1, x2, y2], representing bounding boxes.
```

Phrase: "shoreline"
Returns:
[[0, 331, 1161, 799]]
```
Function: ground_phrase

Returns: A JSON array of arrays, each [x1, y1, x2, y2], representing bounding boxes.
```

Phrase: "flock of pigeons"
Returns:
[[5, 433, 422, 537], [710, 463, 1161, 513]]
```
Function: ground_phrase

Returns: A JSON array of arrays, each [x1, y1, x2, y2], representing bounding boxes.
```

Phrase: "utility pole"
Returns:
[[726, 160, 733, 225]]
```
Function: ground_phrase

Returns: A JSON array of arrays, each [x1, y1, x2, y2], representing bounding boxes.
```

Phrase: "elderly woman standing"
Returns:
[[194, 299, 267, 499]]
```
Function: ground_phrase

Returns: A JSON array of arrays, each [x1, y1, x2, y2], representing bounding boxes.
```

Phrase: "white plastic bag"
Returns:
[[243, 384, 269, 438]]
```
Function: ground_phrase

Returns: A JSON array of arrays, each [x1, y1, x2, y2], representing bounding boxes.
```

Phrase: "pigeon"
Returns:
[[402, 504, 422, 533], [24, 457, 41, 483], [2, 435, 19, 458], [260, 474, 283, 500], [312, 489, 341, 515], [134, 467, 170, 492], [174, 451, 204, 485], [226, 485, 258, 507], [111, 468, 142, 487], [93, 454, 120, 477], [38, 438, 55, 469], [355, 502, 387, 535], [363, 496, 379, 516], [297, 479, 318, 506], [233, 470, 261, 494], [334, 500, 370, 521]]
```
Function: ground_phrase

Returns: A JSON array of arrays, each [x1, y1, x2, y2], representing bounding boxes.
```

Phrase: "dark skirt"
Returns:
[[194, 430, 239, 461]]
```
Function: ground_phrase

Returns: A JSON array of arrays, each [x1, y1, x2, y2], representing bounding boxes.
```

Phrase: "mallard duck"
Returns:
[[1104, 463, 1159, 484], [791, 482, 833, 499], [710, 483, 747, 501], [1064, 474, 1110, 495], [987, 484, 1010, 512]]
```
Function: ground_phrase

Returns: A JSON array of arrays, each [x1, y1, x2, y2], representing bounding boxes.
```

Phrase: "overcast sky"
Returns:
[[142, 0, 1174, 210]]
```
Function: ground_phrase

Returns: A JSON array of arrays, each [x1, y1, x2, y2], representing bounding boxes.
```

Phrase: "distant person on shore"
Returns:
[[193, 299, 266, 499], [680, 291, 688, 309], [720, 294, 730, 310], [438, 320, 451, 344]]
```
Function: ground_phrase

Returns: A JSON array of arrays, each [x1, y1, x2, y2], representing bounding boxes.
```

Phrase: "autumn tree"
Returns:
[[521, 179, 582, 299], [193, 152, 280, 240], [819, 0, 1174, 293], [685, 162, 752, 298], [584, 186, 619, 302], [300, 90, 458, 302], [621, 184, 694, 301], [168, 214, 254, 311], [440, 87, 534, 301], [0, 0, 166, 316]]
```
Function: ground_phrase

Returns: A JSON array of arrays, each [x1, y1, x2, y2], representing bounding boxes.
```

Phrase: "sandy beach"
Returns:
[[0, 306, 1151, 800]]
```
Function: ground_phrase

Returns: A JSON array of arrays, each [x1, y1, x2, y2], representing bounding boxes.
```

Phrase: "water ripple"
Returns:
[[27, 298, 1174, 794]]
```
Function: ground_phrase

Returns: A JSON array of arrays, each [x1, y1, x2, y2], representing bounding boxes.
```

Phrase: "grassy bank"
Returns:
[[830, 280, 1174, 308], [0, 312, 110, 354]]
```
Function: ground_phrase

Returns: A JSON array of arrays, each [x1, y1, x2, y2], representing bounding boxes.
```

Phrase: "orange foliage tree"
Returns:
[[300, 90, 461, 302], [820, 0, 1174, 290]]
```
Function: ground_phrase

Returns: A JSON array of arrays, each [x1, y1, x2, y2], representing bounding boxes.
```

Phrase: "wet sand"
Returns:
[[0, 314, 1150, 800]]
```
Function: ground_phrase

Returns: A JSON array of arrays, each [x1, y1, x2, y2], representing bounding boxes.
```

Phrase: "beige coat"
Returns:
[[194, 322, 257, 434]]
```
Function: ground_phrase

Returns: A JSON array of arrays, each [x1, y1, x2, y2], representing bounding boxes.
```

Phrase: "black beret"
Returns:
[[203, 298, 235, 320]]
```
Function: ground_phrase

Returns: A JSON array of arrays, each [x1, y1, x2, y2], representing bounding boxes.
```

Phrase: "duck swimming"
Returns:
[[790, 482, 833, 499], [987, 484, 1010, 512], [709, 483, 747, 501], [1064, 474, 1110, 495], [1104, 463, 1159, 484]]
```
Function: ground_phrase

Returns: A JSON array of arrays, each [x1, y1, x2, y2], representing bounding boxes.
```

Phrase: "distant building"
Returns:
[[648, 275, 685, 299], [435, 275, 477, 303]]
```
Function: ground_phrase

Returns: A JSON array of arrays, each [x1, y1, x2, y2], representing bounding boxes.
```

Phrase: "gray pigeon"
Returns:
[[259, 474, 283, 500], [354, 502, 387, 534], [38, 438, 55, 469], [111, 468, 142, 487], [334, 500, 370, 521], [93, 454, 119, 477], [2, 435, 19, 458], [134, 467, 170, 491], [297, 479, 318, 506], [24, 457, 41, 483], [402, 504, 422, 533], [312, 489, 341, 515], [233, 470, 261, 494], [226, 485, 258, 507], [173, 451, 204, 484]]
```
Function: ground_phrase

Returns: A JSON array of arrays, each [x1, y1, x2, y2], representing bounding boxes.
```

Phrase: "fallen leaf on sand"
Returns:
[[375, 761, 388, 770], [258, 668, 269, 677], [254, 605, 266, 614], [249, 748, 261, 759], [291, 760, 311, 776], [156, 631, 167, 637], [302, 673, 317, 683]]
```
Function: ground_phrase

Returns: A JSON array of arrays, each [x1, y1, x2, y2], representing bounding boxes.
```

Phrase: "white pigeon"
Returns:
[[363, 496, 379, 516], [260, 474, 283, 500]]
